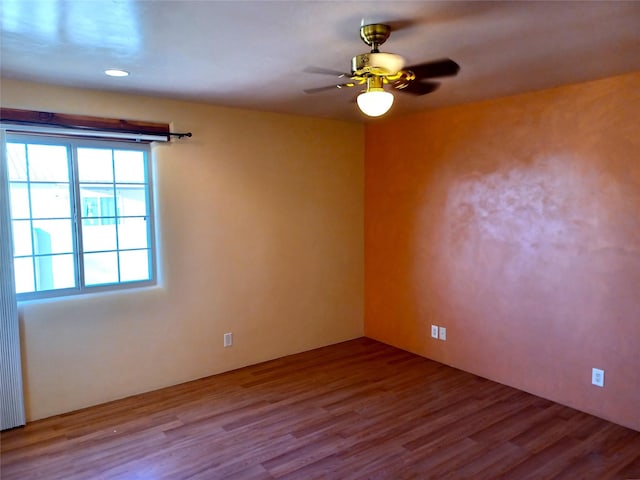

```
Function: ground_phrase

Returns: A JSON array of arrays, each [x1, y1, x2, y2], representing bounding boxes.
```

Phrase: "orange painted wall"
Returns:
[[365, 72, 640, 431]]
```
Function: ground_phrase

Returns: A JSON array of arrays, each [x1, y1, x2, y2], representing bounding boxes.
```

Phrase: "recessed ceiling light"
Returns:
[[104, 69, 129, 77]]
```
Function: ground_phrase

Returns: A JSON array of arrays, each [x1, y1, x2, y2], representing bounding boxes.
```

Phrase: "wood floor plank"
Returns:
[[2, 337, 639, 479]]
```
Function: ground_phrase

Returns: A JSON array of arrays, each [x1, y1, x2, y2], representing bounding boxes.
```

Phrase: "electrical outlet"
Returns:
[[224, 332, 233, 347], [439, 326, 447, 341], [592, 368, 604, 387], [431, 325, 439, 339]]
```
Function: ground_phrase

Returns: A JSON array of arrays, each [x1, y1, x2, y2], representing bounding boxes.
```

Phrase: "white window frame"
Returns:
[[3, 132, 157, 301]]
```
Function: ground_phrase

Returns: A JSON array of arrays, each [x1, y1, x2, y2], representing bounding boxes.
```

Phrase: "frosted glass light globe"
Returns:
[[357, 90, 394, 117]]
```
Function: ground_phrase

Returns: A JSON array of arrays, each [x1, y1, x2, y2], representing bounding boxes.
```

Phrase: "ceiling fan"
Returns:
[[304, 23, 460, 117]]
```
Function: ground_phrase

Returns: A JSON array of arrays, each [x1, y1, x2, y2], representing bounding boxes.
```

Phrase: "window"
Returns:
[[5, 134, 155, 300]]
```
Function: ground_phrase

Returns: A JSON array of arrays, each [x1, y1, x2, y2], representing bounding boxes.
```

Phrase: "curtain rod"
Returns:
[[0, 118, 192, 141]]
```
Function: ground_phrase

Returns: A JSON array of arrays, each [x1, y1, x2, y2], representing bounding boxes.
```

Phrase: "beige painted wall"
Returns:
[[1, 79, 365, 421]]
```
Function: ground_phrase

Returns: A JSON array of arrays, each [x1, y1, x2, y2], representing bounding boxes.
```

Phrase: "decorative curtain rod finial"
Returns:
[[170, 132, 192, 139]]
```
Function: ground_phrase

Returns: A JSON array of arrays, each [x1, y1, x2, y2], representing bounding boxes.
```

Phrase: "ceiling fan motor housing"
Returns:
[[351, 52, 405, 76]]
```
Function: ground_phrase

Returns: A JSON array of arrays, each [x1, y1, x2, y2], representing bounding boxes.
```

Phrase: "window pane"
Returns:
[[114, 150, 145, 183], [9, 182, 30, 218], [49, 255, 76, 289], [84, 251, 118, 285], [6, 134, 153, 299], [78, 148, 113, 182], [35, 254, 75, 291], [7, 143, 27, 180], [116, 185, 146, 216], [83, 197, 99, 224], [30, 182, 72, 219], [32, 219, 73, 254], [99, 197, 117, 224], [79, 184, 114, 218], [119, 250, 150, 282], [12, 220, 33, 256], [27, 144, 69, 181], [82, 220, 117, 252], [118, 217, 148, 250], [14, 257, 35, 294]]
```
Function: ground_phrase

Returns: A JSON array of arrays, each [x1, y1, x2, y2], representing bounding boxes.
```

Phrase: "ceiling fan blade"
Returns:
[[393, 80, 440, 96], [303, 83, 355, 94], [303, 66, 351, 78], [404, 58, 460, 79], [385, 19, 417, 32]]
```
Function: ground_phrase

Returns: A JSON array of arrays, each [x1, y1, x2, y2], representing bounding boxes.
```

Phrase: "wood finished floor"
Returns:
[[2, 338, 639, 480]]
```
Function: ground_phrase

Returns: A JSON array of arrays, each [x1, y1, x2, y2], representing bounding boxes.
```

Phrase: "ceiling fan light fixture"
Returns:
[[357, 89, 394, 117], [303, 23, 460, 117]]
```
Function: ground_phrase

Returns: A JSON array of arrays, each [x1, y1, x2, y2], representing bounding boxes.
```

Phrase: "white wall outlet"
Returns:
[[439, 326, 447, 341], [431, 325, 439, 339], [224, 332, 233, 347], [592, 368, 604, 387]]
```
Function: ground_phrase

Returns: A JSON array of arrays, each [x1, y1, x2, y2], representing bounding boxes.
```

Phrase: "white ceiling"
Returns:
[[1, 1, 639, 122]]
